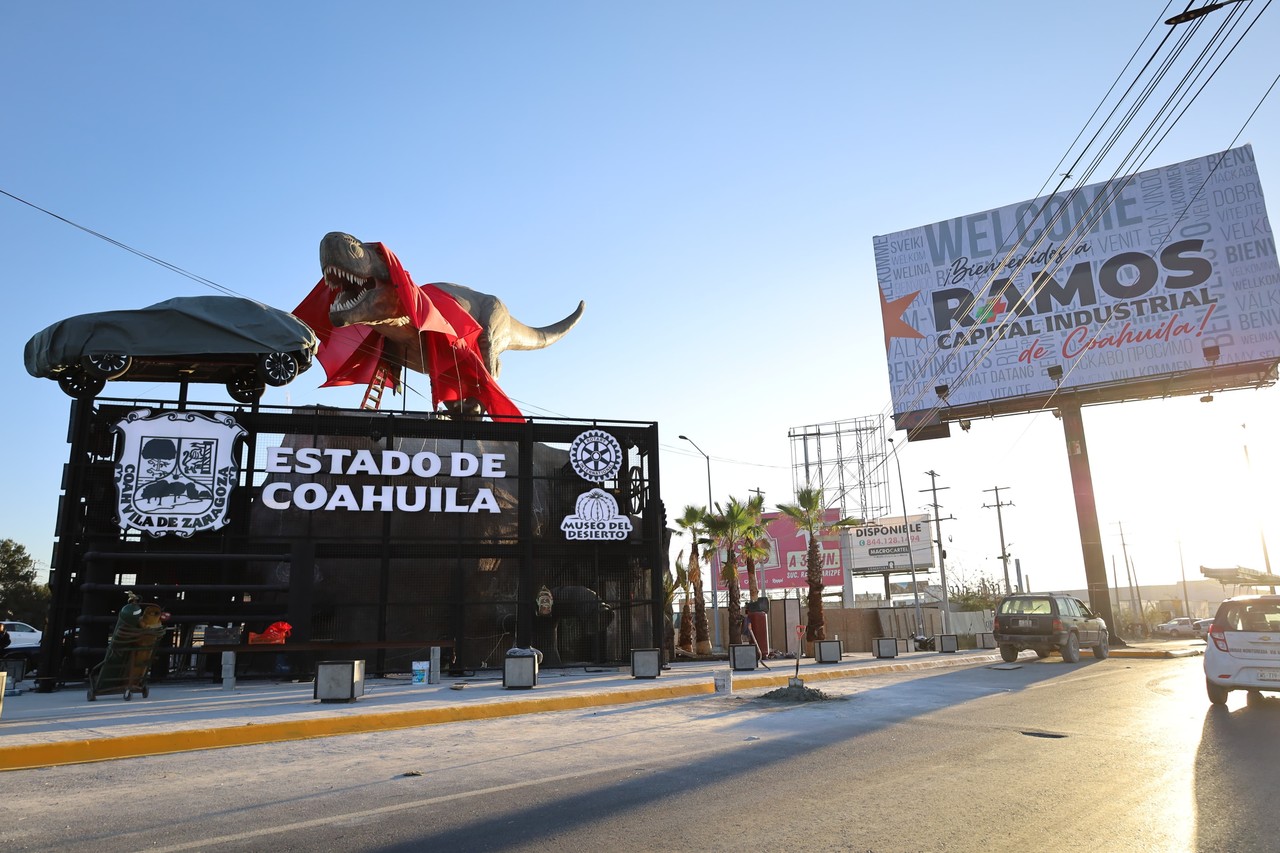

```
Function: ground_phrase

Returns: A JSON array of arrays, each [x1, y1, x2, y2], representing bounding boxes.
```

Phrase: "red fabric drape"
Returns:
[[292, 244, 523, 421]]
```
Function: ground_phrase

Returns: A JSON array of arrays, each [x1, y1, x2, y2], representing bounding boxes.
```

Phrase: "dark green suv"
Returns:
[[993, 593, 1109, 663]]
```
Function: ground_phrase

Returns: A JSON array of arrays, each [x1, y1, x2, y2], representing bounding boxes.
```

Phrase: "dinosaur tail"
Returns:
[[506, 301, 586, 352]]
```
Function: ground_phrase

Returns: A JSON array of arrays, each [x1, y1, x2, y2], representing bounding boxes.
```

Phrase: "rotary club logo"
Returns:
[[568, 429, 623, 483]]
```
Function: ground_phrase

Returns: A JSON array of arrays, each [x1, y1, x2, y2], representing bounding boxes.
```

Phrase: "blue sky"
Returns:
[[4, 2, 1279, 601]]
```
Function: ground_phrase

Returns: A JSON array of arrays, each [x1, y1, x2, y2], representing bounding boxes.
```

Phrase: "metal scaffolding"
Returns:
[[787, 415, 893, 521]]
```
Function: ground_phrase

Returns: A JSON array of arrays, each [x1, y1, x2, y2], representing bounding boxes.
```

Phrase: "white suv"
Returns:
[[1, 621, 41, 649], [1204, 595, 1280, 705]]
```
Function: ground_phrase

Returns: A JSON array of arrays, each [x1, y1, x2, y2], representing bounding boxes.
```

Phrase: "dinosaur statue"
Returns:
[[320, 232, 585, 380], [294, 233, 584, 419]]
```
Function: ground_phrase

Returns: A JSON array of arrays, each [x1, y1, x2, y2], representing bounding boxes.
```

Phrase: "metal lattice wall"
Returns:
[[39, 396, 665, 686]]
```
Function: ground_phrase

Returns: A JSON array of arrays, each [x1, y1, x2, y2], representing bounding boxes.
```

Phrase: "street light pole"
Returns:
[[888, 438, 925, 636], [679, 434, 721, 649], [923, 470, 951, 634]]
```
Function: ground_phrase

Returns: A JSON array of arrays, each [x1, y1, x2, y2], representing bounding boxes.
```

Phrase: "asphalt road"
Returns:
[[7, 654, 1278, 852]]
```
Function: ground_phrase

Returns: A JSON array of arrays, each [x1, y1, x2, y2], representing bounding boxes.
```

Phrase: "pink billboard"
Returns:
[[708, 510, 844, 591]]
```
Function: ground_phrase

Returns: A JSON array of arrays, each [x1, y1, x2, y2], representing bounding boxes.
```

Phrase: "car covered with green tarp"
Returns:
[[24, 295, 318, 403]]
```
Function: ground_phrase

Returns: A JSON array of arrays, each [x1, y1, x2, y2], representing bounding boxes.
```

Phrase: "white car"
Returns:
[[2, 621, 42, 676], [1156, 617, 1196, 637], [1205, 595, 1280, 705], [1, 620, 41, 649]]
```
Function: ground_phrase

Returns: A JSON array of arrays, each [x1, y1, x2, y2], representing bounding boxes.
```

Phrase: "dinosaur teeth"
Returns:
[[323, 265, 366, 289]]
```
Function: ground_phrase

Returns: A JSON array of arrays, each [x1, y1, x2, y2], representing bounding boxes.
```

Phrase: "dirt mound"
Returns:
[[758, 683, 837, 703]]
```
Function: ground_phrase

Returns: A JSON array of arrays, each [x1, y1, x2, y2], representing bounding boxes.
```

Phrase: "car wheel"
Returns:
[[82, 353, 132, 379], [1247, 689, 1264, 707], [57, 369, 106, 400], [1092, 630, 1110, 659], [1061, 632, 1081, 663], [1207, 679, 1229, 705], [258, 351, 299, 386], [999, 645, 1019, 663], [226, 373, 265, 404], [1035, 649, 1051, 659]]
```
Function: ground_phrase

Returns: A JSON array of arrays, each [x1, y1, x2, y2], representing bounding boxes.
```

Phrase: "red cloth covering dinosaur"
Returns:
[[292, 244, 523, 421]]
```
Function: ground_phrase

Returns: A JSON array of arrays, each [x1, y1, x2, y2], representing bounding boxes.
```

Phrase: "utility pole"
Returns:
[[1117, 521, 1145, 631], [923, 470, 954, 633], [1179, 540, 1193, 618], [1243, 425, 1275, 593], [983, 486, 1015, 594], [1111, 555, 1122, 621]]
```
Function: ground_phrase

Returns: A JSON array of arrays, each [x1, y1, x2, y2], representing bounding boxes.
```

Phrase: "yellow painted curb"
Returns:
[[1110, 647, 1203, 658], [0, 681, 714, 772], [727, 652, 1002, 691]]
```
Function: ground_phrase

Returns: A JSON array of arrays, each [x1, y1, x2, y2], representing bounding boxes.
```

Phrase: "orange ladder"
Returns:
[[361, 364, 398, 410]]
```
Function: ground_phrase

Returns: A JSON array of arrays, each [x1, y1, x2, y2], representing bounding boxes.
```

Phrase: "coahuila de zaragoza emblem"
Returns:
[[113, 409, 246, 537]]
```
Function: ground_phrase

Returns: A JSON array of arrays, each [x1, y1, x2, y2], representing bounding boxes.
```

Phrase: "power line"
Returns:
[[0, 188, 246, 299]]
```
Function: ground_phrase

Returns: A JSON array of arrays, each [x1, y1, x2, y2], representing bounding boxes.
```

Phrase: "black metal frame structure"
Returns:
[[37, 395, 665, 690]]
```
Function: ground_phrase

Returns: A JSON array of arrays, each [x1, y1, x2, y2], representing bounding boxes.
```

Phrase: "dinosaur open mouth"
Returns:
[[324, 265, 375, 313]]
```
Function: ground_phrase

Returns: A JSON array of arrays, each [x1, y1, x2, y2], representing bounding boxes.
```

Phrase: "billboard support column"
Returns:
[[1058, 401, 1122, 646], [840, 529, 854, 606]]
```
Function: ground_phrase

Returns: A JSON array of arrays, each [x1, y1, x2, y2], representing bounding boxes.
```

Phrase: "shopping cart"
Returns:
[[87, 596, 168, 701]]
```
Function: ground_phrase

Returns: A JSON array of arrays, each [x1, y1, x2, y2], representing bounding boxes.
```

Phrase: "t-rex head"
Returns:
[[320, 232, 403, 328]]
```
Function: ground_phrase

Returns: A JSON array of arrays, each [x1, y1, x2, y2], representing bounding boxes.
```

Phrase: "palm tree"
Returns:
[[676, 505, 713, 655], [705, 496, 752, 646], [776, 487, 850, 644], [662, 560, 678, 661], [674, 550, 695, 654], [741, 493, 769, 603]]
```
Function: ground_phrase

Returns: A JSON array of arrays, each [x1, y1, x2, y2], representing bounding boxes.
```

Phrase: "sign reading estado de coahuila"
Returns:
[[260, 446, 506, 513]]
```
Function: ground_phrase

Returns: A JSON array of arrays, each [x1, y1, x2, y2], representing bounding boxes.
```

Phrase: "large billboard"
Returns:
[[876, 145, 1280, 428]]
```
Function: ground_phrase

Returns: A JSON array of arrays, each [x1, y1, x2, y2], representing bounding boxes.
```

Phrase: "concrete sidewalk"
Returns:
[[0, 639, 1200, 772]]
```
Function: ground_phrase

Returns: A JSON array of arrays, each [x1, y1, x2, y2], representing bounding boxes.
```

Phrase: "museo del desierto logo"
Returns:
[[113, 409, 246, 537], [562, 429, 632, 541]]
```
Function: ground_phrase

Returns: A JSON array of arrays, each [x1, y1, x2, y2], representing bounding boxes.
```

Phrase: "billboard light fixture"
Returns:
[[959, 419, 972, 432], [1202, 342, 1220, 401], [934, 384, 949, 400], [1046, 364, 1064, 383]]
